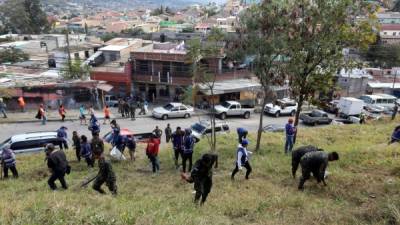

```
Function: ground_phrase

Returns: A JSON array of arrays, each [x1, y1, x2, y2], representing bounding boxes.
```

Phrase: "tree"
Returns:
[[100, 33, 117, 43], [362, 41, 400, 68], [0, 0, 49, 34], [0, 48, 29, 63], [285, 0, 377, 137], [61, 60, 90, 80], [237, 1, 289, 152]]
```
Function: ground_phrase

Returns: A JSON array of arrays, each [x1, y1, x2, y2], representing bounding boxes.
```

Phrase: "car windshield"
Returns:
[[163, 104, 174, 111], [221, 101, 231, 108], [191, 123, 206, 133], [0, 138, 11, 149]]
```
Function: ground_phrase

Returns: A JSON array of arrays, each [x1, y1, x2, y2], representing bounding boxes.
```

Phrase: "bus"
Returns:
[[359, 94, 398, 110]]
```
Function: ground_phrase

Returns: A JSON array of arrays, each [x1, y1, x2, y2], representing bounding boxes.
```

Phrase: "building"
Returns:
[[336, 68, 372, 97], [216, 16, 238, 33], [379, 24, 400, 44], [377, 12, 400, 24]]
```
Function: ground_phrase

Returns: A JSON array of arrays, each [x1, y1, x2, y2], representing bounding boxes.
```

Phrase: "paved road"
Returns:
[[0, 113, 291, 142]]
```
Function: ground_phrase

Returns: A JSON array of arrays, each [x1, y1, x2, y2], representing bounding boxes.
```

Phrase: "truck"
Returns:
[[214, 101, 253, 120], [299, 110, 333, 126], [338, 97, 364, 117], [264, 98, 298, 117]]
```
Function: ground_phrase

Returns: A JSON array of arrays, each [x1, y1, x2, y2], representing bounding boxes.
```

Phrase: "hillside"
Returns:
[[0, 120, 399, 225]]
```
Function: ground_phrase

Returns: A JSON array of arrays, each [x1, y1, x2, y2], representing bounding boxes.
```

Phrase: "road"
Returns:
[[0, 113, 291, 142]]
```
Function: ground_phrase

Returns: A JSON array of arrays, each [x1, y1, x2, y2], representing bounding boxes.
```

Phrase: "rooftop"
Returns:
[[99, 45, 129, 52], [133, 42, 186, 54]]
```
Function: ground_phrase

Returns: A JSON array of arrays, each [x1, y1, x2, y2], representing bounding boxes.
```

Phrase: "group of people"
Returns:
[[118, 97, 148, 119]]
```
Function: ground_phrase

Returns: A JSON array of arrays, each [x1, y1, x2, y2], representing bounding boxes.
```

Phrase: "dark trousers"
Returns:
[[130, 108, 136, 119], [48, 171, 67, 190], [75, 147, 81, 162], [194, 177, 212, 205], [166, 135, 171, 143], [148, 155, 160, 173], [59, 140, 69, 150], [93, 176, 117, 195], [182, 152, 193, 173], [61, 115, 65, 121], [3, 165, 18, 178], [174, 148, 183, 168], [85, 157, 94, 167], [298, 167, 322, 190], [231, 161, 252, 180]]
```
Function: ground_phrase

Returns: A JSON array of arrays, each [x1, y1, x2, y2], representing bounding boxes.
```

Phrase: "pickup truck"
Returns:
[[300, 110, 333, 126], [214, 101, 253, 120]]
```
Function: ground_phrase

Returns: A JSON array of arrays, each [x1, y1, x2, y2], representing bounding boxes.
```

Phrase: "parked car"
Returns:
[[263, 124, 285, 133], [190, 120, 230, 142], [300, 110, 333, 126], [103, 128, 153, 143], [214, 101, 253, 120], [105, 95, 119, 107], [0, 132, 61, 156], [321, 100, 340, 114], [152, 103, 194, 120], [264, 98, 298, 117]]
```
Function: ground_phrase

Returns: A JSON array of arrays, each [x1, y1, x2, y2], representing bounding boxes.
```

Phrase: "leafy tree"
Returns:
[[121, 27, 144, 36], [0, 48, 29, 63], [237, 1, 289, 151], [100, 33, 118, 43], [362, 41, 400, 68], [0, 0, 49, 34], [61, 60, 90, 80], [285, 0, 377, 136]]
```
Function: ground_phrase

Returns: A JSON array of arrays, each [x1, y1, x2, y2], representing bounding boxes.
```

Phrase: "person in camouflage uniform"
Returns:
[[291, 145, 323, 178], [129, 99, 137, 120], [298, 151, 339, 190], [93, 153, 117, 195], [91, 133, 104, 158]]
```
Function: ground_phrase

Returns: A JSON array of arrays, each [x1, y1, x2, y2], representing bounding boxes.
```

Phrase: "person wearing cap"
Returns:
[[236, 127, 248, 144], [56, 126, 69, 150], [46, 144, 70, 190], [231, 139, 252, 180], [1, 145, 18, 178], [146, 134, 161, 174], [182, 128, 196, 173], [285, 118, 296, 154]]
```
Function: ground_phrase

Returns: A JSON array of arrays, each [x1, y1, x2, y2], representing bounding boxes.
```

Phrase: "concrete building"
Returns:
[[336, 68, 373, 97]]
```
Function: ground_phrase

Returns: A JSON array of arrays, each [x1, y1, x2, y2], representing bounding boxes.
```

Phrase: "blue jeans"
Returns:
[[42, 116, 47, 125], [285, 135, 294, 154], [148, 155, 160, 173]]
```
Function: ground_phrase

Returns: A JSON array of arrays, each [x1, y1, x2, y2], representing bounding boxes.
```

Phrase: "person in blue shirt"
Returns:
[[285, 118, 296, 154], [88, 115, 100, 136], [231, 139, 252, 180], [182, 129, 196, 173], [80, 135, 94, 167], [172, 127, 184, 169], [390, 125, 400, 144], [56, 126, 69, 150], [236, 127, 248, 144]]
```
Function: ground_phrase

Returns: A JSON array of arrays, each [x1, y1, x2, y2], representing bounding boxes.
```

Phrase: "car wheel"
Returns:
[[184, 113, 190, 119], [244, 112, 250, 119], [290, 110, 296, 117], [220, 113, 227, 120], [275, 111, 280, 117], [162, 115, 168, 120]]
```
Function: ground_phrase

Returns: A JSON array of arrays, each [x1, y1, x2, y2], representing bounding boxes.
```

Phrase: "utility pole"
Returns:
[[65, 27, 72, 73], [393, 70, 398, 90]]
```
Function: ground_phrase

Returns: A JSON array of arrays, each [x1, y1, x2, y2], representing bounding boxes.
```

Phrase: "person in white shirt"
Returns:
[[231, 139, 252, 180]]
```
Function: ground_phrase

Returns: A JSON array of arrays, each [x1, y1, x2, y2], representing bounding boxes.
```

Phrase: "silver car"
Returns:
[[0, 132, 61, 156], [152, 103, 194, 120]]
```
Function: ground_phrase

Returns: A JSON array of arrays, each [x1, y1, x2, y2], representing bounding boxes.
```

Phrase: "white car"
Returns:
[[0, 132, 61, 156], [152, 103, 194, 120], [264, 98, 298, 117], [190, 120, 230, 142]]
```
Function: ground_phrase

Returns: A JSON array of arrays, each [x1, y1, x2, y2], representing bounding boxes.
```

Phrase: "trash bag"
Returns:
[[110, 146, 126, 161]]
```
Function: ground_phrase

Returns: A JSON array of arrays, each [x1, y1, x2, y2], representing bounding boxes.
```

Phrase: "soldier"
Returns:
[[389, 125, 400, 144], [91, 133, 105, 158], [46, 144, 70, 190], [126, 135, 136, 161], [123, 100, 130, 119], [171, 127, 184, 169], [129, 98, 137, 120], [153, 126, 163, 139], [291, 145, 323, 178], [392, 103, 399, 121], [93, 153, 117, 195], [72, 131, 81, 162], [165, 123, 172, 143], [231, 139, 252, 180], [138, 100, 146, 115], [181, 153, 218, 205], [298, 151, 339, 190]]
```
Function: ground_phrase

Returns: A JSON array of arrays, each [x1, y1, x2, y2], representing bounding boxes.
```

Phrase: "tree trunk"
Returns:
[[255, 89, 268, 152], [211, 88, 216, 152], [294, 94, 305, 143]]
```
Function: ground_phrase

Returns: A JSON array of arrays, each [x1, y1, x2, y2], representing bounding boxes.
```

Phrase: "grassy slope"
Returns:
[[0, 120, 400, 225]]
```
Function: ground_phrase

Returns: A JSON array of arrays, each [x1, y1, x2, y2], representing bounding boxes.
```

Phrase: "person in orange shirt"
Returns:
[[59, 105, 66, 122], [18, 97, 25, 112], [103, 105, 111, 125]]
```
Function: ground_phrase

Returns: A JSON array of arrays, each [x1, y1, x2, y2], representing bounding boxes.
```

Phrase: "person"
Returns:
[[39, 104, 47, 125], [181, 153, 218, 205], [359, 113, 366, 124], [172, 127, 184, 169], [88, 105, 95, 117], [126, 135, 136, 161], [1, 145, 18, 178], [129, 98, 137, 120], [231, 139, 252, 180], [291, 145, 323, 178], [392, 104, 398, 121], [88, 115, 100, 136], [80, 135, 94, 167], [153, 126, 163, 139], [182, 129, 195, 173], [91, 133, 105, 157], [146, 134, 161, 174], [120, 99, 126, 117], [236, 127, 248, 144], [93, 153, 117, 195], [138, 100, 146, 115], [56, 126, 69, 150], [59, 104, 66, 122], [46, 144, 70, 190], [298, 151, 339, 190], [113, 133, 126, 154], [103, 105, 111, 125], [123, 100, 130, 119], [0, 98, 7, 118], [79, 105, 87, 125], [144, 100, 149, 114], [18, 96, 25, 112], [118, 98, 123, 115], [285, 118, 296, 154], [72, 131, 81, 162], [389, 125, 400, 144], [165, 124, 172, 143]]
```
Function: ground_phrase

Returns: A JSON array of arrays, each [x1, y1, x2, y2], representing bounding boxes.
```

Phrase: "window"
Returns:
[[179, 106, 187, 111], [137, 60, 149, 74], [384, 32, 387, 35], [394, 32, 397, 36], [230, 104, 238, 109], [171, 107, 179, 112]]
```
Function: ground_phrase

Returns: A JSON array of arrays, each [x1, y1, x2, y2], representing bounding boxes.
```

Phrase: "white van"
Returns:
[[0, 132, 61, 156], [359, 94, 397, 111]]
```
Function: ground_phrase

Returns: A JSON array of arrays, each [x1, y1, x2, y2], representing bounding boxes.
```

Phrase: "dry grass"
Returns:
[[0, 119, 399, 225]]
